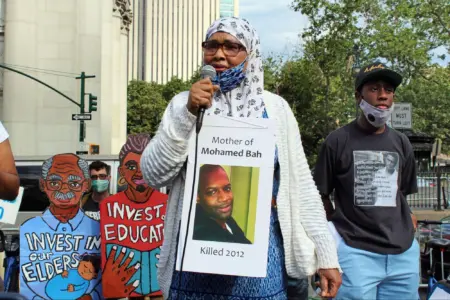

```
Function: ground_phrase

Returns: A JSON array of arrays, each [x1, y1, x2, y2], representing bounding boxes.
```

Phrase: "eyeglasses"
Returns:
[[91, 174, 108, 180], [202, 41, 246, 57], [45, 180, 85, 192]]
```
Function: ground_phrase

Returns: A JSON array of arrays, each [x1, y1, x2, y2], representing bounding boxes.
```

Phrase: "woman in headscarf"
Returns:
[[141, 17, 341, 299]]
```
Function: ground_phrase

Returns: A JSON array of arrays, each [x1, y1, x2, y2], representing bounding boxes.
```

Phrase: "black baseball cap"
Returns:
[[355, 62, 403, 91]]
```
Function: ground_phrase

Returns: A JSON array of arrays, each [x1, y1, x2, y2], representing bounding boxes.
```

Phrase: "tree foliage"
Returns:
[[127, 0, 449, 165], [127, 63, 207, 135], [127, 75, 197, 136], [263, 0, 449, 165], [292, 0, 449, 76], [397, 66, 450, 142], [127, 80, 166, 136]]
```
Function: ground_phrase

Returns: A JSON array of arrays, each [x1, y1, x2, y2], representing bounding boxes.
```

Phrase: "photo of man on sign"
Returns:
[[20, 153, 102, 300], [193, 164, 259, 244], [100, 134, 168, 299]]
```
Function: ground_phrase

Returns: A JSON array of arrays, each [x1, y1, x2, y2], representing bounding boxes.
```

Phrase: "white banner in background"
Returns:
[[0, 186, 24, 224]]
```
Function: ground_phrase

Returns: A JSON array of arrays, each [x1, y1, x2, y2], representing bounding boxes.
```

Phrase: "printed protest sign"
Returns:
[[176, 115, 275, 277], [100, 134, 168, 298], [19, 153, 102, 300], [0, 186, 24, 224]]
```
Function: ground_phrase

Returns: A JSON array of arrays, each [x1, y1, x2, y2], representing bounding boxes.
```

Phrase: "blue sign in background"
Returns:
[[20, 208, 103, 300], [0, 186, 22, 224]]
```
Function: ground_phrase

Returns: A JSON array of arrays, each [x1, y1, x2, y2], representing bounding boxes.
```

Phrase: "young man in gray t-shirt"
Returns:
[[314, 62, 419, 299]]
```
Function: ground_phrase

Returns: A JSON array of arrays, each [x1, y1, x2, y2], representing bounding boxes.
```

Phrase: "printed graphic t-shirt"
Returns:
[[314, 120, 417, 254], [83, 194, 100, 221], [0, 121, 9, 143]]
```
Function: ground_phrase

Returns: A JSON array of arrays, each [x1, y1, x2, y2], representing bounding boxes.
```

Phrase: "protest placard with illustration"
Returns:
[[100, 134, 168, 298], [20, 153, 102, 300]]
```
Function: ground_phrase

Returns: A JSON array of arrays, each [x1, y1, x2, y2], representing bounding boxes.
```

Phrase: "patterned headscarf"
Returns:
[[204, 17, 265, 118]]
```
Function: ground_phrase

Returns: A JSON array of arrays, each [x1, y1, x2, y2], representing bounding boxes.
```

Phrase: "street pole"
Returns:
[[325, 75, 330, 134], [352, 45, 361, 120], [75, 72, 95, 150], [0, 64, 97, 155], [0, 64, 78, 106], [437, 166, 442, 211], [433, 139, 443, 211]]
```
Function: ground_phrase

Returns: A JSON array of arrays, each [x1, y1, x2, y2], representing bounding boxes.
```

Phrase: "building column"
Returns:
[[119, 4, 131, 147], [105, 0, 130, 154], [2, 0, 39, 155]]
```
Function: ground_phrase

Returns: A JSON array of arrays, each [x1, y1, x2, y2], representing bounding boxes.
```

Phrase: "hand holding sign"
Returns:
[[102, 246, 140, 296]]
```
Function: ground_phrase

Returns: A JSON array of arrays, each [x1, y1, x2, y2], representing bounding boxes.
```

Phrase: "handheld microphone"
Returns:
[[196, 65, 217, 134], [178, 65, 217, 298]]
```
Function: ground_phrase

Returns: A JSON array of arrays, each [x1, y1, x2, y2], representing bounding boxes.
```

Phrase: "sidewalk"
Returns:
[[412, 209, 450, 221]]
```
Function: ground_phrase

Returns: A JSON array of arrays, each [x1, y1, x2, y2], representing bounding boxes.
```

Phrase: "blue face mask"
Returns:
[[92, 180, 109, 193], [211, 59, 247, 93]]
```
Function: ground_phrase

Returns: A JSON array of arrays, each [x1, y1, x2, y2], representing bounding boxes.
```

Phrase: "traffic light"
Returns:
[[88, 93, 98, 112], [89, 144, 100, 155]]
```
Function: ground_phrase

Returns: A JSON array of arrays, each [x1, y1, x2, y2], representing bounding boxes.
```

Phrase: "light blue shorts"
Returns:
[[336, 239, 420, 300]]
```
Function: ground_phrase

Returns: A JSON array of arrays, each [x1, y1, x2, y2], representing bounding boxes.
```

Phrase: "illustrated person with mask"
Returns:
[[314, 62, 419, 299], [82, 161, 111, 220], [193, 164, 251, 244], [141, 17, 341, 300]]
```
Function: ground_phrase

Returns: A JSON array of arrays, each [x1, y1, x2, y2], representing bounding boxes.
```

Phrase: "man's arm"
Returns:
[[321, 194, 335, 221], [0, 138, 19, 200]]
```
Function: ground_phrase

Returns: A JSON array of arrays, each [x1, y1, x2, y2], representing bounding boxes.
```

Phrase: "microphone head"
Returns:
[[200, 65, 217, 79]]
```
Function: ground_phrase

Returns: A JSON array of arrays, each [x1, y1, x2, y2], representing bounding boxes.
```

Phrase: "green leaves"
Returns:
[[127, 80, 166, 135], [127, 76, 194, 135], [396, 66, 450, 146], [292, 0, 449, 76], [263, 0, 449, 165]]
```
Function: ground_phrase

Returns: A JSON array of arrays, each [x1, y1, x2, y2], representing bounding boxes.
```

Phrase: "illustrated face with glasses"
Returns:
[[40, 154, 90, 209], [202, 32, 247, 73]]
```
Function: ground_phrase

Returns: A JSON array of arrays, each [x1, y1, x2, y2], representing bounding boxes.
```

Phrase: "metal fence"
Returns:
[[407, 172, 450, 209]]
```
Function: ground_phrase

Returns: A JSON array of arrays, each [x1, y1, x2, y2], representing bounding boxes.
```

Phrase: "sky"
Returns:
[[239, 0, 448, 65], [239, 0, 308, 58]]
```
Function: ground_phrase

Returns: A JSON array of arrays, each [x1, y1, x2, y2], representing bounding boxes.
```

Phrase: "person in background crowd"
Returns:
[[314, 62, 419, 299], [82, 160, 111, 220], [0, 120, 19, 200], [141, 16, 341, 300]]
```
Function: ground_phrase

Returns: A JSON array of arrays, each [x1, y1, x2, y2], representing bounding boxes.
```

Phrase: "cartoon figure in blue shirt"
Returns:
[[45, 253, 101, 300], [19, 153, 102, 300]]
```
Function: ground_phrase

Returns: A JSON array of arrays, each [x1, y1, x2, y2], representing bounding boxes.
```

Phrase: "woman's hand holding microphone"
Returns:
[[187, 78, 219, 115]]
